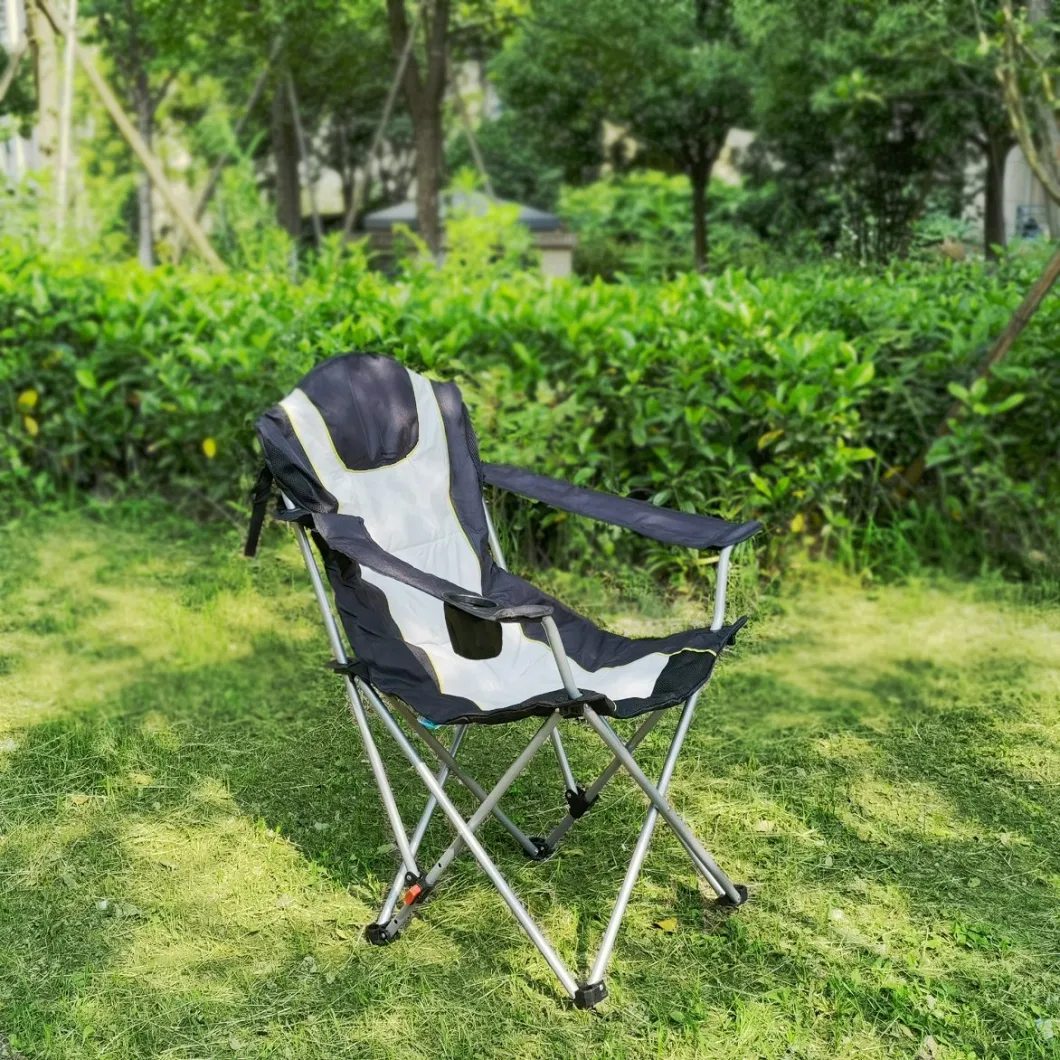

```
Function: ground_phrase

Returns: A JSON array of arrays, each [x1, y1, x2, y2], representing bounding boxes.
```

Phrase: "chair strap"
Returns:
[[244, 465, 274, 557]]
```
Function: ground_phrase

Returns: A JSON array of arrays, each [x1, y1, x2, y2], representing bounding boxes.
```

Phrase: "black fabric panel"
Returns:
[[432, 379, 490, 562], [482, 463, 763, 549], [257, 407, 339, 514], [320, 538, 448, 696], [312, 511, 482, 603], [298, 352, 419, 470]]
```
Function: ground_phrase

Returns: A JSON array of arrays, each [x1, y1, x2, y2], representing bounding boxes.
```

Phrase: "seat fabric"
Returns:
[[258, 352, 745, 725]]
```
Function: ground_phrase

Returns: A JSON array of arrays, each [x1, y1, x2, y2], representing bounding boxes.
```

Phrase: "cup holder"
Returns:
[[446, 593, 498, 611]]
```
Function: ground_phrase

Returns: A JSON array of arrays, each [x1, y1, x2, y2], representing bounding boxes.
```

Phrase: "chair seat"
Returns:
[[332, 562, 747, 725]]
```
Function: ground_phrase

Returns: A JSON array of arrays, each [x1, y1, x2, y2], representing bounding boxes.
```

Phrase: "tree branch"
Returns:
[[387, 0, 424, 114]]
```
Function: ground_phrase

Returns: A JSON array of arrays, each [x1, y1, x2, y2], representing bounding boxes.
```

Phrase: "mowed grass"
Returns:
[[1, 508, 1059, 1060]]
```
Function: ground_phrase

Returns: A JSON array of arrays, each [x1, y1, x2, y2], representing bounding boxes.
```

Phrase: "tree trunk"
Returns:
[[133, 69, 154, 268], [26, 0, 60, 172], [689, 150, 715, 272], [271, 81, 301, 238], [414, 102, 444, 253], [386, 0, 450, 257], [983, 133, 1009, 259]]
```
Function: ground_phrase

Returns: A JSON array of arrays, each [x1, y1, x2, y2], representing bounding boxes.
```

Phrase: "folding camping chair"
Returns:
[[244, 351, 762, 1008]]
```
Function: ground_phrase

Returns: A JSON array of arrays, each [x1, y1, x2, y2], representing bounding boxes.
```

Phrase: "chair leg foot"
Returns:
[[364, 920, 401, 946], [715, 883, 749, 909], [574, 981, 608, 1010], [523, 836, 555, 861]]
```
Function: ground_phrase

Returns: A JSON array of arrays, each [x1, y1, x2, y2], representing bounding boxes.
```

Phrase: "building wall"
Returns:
[[1003, 145, 1053, 240], [540, 248, 572, 278]]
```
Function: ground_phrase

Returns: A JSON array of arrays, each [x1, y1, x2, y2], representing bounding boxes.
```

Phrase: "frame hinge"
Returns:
[[564, 785, 595, 820], [327, 659, 370, 680]]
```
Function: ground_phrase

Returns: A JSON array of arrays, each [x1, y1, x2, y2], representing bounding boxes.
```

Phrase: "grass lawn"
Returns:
[[1, 507, 1058, 1059]]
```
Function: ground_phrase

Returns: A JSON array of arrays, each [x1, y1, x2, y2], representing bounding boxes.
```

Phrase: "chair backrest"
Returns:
[[258, 351, 491, 595]]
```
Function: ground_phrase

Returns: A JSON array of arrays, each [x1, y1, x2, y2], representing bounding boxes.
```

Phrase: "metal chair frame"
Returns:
[[287, 493, 747, 1009]]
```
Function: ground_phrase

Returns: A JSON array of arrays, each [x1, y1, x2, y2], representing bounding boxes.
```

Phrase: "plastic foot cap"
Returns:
[[524, 836, 554, 861], [716, 884, 749, 908], [364, 921, 400, 946], [574, 981, 608, 1010]]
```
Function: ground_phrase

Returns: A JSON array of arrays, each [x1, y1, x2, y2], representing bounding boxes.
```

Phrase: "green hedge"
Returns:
[[1, 239, 1056, 580]]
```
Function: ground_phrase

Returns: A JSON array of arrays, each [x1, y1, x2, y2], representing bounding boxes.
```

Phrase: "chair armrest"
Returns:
[[312, 512, 549, 621], [482, 464, 762, 550], [443, 592, 553, 623]]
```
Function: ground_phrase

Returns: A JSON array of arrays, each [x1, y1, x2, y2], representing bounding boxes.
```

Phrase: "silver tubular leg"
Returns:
[[359, 684, 581, 998], [377, 726, 467, 926], [711, 545, 733, 631], [540, 615, 581, 699], [388, 698, 539, 856], [582, 705, 741, 903], [348, 680, 421, 878], [389, 714, 560, 931], [545, 710, 666, 849], [286, 513, 419, 878], [551, 728, 578, 793], [483, 500, 507, 569], [588, 691, 705, 985]]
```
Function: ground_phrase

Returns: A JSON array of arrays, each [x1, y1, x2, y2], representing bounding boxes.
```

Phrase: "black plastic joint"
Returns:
[[327, 659, 371, 680], [364, 921, 401, 946], [564, 785, 595, 820], [716, 883, 749, 909], [524, 836, 554, 861], [574, 981, 608, 1010]]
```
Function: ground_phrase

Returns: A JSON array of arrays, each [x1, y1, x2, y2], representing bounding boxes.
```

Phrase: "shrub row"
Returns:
[[1, 238, 1056, 580]]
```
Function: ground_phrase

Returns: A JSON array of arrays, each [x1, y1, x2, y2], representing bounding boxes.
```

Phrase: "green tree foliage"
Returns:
[[988, 0, 1060, 220], [738, 0, 1014, 259], [81, 0, 207, 266], [558, 171, 772, 278], [494, 0, 753, 269], [0, 43, 35, 140], [446, 109, 564, 209]]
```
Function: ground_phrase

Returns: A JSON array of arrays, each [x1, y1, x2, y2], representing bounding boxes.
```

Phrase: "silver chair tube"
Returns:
[[541, 615, 581, 698], [486, 498, 581, 794], [359, 682, 581, 998], [389, 713, 560, 932], [388, 698, 539, 856], [483, 500, 506, 569], [286, 507, 420, 878], [711, 545, 733, 631], [376, 725, 467, 925], [550, 728, 578, 793], [545, 709, 665, 849], [582, 705, 741, 903], [588, 690, 705, 984]]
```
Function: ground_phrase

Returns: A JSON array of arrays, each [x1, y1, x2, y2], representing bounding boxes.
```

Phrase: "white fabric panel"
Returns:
[[281, 371, 672, 711]]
